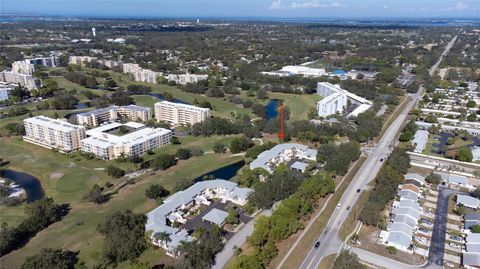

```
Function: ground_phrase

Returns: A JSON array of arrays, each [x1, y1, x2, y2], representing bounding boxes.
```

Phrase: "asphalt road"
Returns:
[[299, 90, 422, 269], [297, 33, 458, 269]]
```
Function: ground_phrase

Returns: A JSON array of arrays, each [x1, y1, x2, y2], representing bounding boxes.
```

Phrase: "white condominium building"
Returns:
[[0, 83, 13, 101], [166, 74, 208, 85], [154, 101, 211, 126], [0, 71, 41, 90], [316, 82, 372, 118], [12, 56, 59, 75], [123, 63, 162, 83], [68, 56, 98, 66], [23, 116, 87, 152], [77, 105, 152, 126], [80, 122, 172, 160]]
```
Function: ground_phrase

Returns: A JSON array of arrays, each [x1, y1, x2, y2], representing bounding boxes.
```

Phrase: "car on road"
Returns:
[[336, 203, 342, 209], [380, 158, 384, 162], [314, 241, 320, 248], [346, 206, 351, 210], [356, 188, 361, 193]]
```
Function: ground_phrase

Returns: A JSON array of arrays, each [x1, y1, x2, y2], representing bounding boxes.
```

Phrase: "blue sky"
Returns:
[[1, 0, 479, 18]]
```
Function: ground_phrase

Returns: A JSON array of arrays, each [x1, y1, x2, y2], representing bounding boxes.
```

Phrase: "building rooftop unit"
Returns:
[[155, 100, 210, 112]]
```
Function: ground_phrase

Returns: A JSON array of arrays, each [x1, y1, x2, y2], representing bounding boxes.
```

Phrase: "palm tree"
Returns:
[[154, 231, 171, 247]]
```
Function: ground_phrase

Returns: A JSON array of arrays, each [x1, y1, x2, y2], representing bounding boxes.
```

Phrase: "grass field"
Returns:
[[0, 139, 243, 268], [317, 253, 337, 269]]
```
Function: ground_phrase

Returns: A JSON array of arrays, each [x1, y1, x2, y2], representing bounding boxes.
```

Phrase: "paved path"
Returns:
[[212, 209, 271, 269]]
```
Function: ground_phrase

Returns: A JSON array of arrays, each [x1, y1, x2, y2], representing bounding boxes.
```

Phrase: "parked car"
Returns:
[[450, 235, 462, 242], [449, 243, 461, 249], [420, 219, 433, 226], [415, 236, 427, 244], [418, 228, 429, 234]]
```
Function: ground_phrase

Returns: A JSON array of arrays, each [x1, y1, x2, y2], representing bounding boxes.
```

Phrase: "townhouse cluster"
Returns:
[[316, 82, 372, 118], [456, 194, 480, 268], [0, 55, 58, 91], [380, 173, 426, 252], [68, 55, 208, 85], [145, 179, 253, 257], [249, 143, 317, 174]]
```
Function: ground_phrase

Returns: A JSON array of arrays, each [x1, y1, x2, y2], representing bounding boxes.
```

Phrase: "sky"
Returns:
[[1, 0, 479, 19]]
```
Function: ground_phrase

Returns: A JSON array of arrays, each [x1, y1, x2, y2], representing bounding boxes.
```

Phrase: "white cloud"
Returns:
[[330, 2, 346, 8], [268, 0, 284, 10], [445, 1, 472, 11]]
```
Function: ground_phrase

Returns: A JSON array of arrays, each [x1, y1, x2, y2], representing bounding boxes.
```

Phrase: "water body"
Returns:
[[266, 99, 279, 119], [147, 93, 190, 105], [74, 103, 89, 109], [0, 169, 44, 202], [194, 161, 245, 182]]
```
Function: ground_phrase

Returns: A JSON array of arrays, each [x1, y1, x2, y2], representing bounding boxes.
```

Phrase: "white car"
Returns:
[[415, 237, 427, 244], [336, 203, 342, 209], [449, 243, 461, 249]]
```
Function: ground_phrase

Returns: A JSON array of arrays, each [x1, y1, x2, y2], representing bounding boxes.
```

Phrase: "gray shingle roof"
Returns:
[[202, 208, 228, 226], [457, 195, 480, 209]]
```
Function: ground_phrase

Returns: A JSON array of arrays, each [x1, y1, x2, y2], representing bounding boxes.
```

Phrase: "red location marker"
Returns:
[[279, 104, 284, 140]]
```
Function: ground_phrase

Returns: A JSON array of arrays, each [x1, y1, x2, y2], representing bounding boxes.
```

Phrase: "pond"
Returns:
[[0, 169, 44, 202], [147, 93, 190, 105], [194, 161, 245, 182], [266, 99, 279, 119], [74, 103, 89, 109]]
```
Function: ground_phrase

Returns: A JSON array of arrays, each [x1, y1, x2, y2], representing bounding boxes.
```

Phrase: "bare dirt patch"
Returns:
[[50, 172, 64, 179]]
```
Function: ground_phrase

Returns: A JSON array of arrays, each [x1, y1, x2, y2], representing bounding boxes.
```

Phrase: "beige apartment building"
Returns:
[[154, 101, 211, 126], [77, 105, 152, 126], [23, 116, 86, 152]]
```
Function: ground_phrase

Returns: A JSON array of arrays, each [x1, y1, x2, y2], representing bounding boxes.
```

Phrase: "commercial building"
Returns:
[[23, 116, 86, 152], [250, 143, 317, 174], [0, 71, 41, 90], [154, 101, 211, 126], [80, 122, 172, 160], [316, 82, 372, 118], [145, 179, 253, 257], [166, 73, 208, 85], [77, 105, 152, 126], [279, 65, 326, 77]]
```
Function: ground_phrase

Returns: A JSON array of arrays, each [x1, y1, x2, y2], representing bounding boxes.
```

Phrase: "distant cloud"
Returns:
[[268, 0, 284, 10], [269, 0, 346, 10], [445, 1, 472, 11]]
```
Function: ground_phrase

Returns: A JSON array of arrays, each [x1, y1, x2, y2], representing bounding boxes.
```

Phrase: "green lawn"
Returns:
[[0, 134, 244, 269]]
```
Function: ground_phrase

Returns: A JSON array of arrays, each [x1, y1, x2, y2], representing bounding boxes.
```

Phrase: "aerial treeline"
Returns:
[[317, 141, 361, 176], [0, 197, 66, 256], [229, 172, 335, 268], [399, 120, 417, 142], [359, 147, 410, 227], [191, 116, 262, 138], [64, 71, 98, 88]]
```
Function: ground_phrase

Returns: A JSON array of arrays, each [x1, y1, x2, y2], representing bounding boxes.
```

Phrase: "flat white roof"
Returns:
[[155, 101, 210, 112], [24, 116, 84, 133]]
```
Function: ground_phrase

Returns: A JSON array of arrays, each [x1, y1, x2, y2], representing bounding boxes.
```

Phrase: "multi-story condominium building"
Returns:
[[12, 56, 59, 75], [76, 105, 152, 126], [80, 122, 172, 160], [0, 71, 41, 90], [97, 59, 123, 69], [0, 83, 13, 101], [23, 116, 87, 152], [316, 82, 372, 118], [154, 101, 211, 126], [123, 63, 162, 83], [68, 56, 98, 66], [166, 73, 208, 85]]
